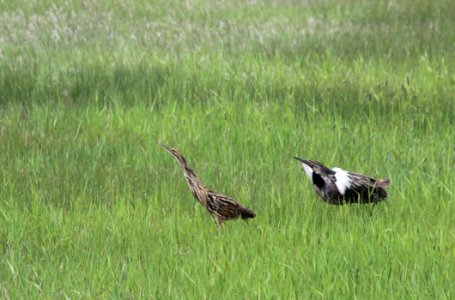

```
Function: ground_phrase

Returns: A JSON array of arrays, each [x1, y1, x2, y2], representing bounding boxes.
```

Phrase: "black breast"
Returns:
[[312, 173, 326, 188]]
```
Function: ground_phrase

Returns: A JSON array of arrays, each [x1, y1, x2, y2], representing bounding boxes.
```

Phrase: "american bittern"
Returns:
[[159, 144, 256, 226], [294, 157, 391, 205]]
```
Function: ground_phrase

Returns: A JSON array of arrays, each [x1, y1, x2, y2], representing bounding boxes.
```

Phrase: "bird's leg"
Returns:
[[369, 202, 378, 216], [215, 217, 224, 228]]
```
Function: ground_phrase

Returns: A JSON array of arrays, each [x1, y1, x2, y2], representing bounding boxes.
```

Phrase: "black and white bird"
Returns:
[[294, 158, 391, 205]]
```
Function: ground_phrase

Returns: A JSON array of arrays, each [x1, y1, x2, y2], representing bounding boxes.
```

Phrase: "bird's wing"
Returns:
[[348, 172, 390, 188], [348, 172, 377, 187], [343, 172, 387, 202], [207, 191, 241, 216], [208, 191, 240, 206]]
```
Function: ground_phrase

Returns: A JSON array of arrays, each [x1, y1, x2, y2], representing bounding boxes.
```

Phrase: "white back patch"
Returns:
[[302, 163, 313, 178], [332, 167, 351, 195]]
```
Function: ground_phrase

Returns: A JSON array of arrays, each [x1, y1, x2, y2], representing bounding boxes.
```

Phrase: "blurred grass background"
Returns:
[[0, 0, 454, 298]]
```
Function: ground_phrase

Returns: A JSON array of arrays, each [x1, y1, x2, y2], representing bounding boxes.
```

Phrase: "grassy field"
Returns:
[[1, 0, 455, 298]]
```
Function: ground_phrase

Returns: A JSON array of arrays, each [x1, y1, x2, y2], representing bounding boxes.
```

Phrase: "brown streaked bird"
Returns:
[[294, 157, 391, 205], [159, 144, 255, 226]]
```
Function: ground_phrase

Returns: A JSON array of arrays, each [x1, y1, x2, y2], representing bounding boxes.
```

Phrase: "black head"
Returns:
[[294, 157, 334, 188], [294, 157, 334, 174]]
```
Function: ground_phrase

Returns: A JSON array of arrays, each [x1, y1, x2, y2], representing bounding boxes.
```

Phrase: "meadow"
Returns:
[[1, 0, 454, 298]]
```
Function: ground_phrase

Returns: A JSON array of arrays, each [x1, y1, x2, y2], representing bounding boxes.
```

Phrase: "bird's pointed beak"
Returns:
[[294, 157, 311, 166], [158, 142, 171, 151], [294, 157, 314, 178]]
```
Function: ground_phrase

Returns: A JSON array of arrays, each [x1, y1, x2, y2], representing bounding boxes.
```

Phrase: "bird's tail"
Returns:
[[376, 178, 391, 187], [240, 206, 256, 219]]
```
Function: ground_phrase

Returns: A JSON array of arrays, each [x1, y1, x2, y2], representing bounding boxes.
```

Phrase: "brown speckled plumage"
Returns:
[[160, 144, 255, 226]]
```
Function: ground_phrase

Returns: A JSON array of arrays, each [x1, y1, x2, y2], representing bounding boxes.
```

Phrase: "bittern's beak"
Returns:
[[294, 157, 311, 166], [158, 143, 186, 165], [294, 157, 314, 178], [158, 142, 171, 152]]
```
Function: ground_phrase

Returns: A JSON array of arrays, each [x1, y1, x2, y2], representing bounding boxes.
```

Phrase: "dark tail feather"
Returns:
[[376, 178, 391, 187], [240, 206, 256, 219]]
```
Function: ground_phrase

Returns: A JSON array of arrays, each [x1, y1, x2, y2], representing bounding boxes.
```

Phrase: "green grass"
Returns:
[[1, 0, 455, 298]]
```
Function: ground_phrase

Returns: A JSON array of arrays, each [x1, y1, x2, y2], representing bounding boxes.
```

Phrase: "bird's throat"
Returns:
[[312, 173, 326, 188]]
